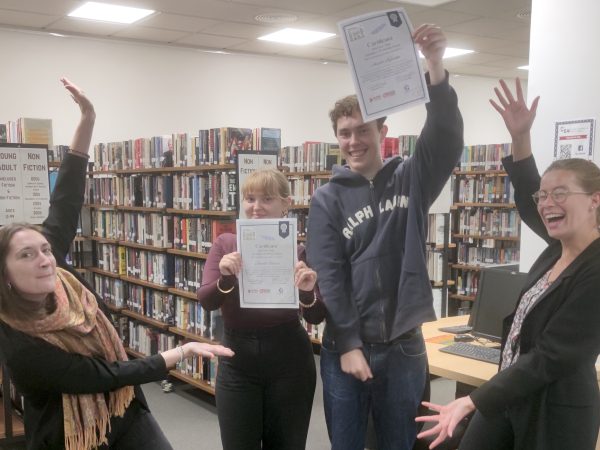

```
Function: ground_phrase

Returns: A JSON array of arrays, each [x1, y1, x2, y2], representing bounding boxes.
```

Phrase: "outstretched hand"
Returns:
[[415, 397, 475, 449], [490, 78, 539, 139], [184, 342, 234, 359], [60, 77, 95, 120]]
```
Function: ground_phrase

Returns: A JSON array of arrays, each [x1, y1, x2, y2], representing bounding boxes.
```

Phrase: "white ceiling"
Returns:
[[0, 0, 531, 79]]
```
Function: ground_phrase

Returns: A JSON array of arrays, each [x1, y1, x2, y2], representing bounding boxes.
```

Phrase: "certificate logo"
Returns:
[[346, 26, 365, 42], [278, 220, 290, 239], [387, 11, 402, 28]]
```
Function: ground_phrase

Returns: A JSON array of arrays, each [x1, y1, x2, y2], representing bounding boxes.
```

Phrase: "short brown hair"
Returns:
[[544, 158, 600, 226], [329, 95, 386, 135], [241, 168, 290, 200]]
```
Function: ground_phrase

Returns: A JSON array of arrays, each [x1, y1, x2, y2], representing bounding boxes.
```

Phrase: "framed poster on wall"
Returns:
[[0, 143, 50, 225]]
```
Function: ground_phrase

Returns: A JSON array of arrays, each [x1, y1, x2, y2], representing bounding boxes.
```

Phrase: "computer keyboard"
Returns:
[[440, 342, 501, 364], [438, 325, 473, 334]]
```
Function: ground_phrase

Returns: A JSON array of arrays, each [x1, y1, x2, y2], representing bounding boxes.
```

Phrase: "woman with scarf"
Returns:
[[0, 78, 233, 450]]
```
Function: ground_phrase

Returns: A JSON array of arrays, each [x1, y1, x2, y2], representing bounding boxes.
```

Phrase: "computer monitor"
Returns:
[[469, 267, 528, 342]]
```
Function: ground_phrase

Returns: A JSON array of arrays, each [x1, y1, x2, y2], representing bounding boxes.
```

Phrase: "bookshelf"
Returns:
[[86, 158, 239, 395], [448, 144, 521, 315], [426, 213, 453, 318]]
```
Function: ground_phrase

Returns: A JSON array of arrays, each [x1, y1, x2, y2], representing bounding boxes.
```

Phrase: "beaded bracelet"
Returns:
[[299, 292, 318, 308]]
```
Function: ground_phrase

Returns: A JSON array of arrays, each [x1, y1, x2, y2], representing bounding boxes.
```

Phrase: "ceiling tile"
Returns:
[[200, 21, 279, 40], [230, 0, 367, 16], [113, 26, 190, 43], [0, 9, 58, 28], [46, 17, 128, 36], [174, 32, 248, 49], [137, 13, 219, 33], [0, 0, 79, 15]]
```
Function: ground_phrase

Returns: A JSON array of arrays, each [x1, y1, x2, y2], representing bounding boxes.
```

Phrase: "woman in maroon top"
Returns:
[[197, 169, 326, 450]]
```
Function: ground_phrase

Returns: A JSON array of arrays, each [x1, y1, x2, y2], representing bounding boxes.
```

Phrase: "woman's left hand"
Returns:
[[415, 397, 476, 449], [294, 261, 317, 291]]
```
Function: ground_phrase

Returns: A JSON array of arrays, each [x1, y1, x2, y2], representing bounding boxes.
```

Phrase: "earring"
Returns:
[[7, 282, 12, 291]]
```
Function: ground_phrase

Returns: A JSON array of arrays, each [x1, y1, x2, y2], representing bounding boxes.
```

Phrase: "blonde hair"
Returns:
[[242, 169, 290, 199]]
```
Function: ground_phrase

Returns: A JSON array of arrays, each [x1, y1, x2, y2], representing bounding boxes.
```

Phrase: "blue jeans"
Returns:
[[320, 328, 428, 450]]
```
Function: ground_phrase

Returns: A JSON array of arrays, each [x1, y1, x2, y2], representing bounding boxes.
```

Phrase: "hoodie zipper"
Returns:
[[369, 179, 387, 341]]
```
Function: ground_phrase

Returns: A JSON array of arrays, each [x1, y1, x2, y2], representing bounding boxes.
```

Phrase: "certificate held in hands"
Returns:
[[338, 9, 429, 122], [236, 218, 299, 308]]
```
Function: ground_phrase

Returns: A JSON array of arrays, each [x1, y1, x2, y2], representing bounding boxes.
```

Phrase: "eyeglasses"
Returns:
[[532, 188, 592, 204]]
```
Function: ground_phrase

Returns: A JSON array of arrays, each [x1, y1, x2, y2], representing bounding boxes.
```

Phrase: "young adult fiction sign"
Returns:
[[0, 144, 50, 225]]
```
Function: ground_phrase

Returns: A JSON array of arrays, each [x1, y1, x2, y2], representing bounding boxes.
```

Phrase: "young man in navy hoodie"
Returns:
[[307, 24, 464, 450]]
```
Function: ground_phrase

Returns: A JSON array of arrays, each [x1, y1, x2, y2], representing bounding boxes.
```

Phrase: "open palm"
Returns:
[[490, 78, 539, 138]]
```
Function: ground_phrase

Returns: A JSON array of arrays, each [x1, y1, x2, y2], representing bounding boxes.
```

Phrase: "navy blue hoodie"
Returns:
[[307, 75, 463, 354]]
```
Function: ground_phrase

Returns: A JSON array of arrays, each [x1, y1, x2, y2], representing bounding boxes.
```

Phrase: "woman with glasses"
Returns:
[[416, 78, 600, 450]]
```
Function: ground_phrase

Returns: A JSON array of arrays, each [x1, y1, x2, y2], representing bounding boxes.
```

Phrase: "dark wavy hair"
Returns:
[[0, 223, 54, 320]]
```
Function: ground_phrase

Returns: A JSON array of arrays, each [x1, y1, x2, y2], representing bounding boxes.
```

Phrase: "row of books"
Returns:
[[380, 135, 418, 160], [456, 208, 521, 237], [426, 213, 449, 246], [279, 142, 340, 172], [93, 272, 222, 343], [455, 270, 480, 297], [128, 320, 177, 358], [459, 143, 512, 171], [173, 216, 235, 254], [173, 256, 205, 294], [127, 285, 172, 322], [0, 118, 53, 148], [288, 211, 308, 237], [456, 242, 520, 266], [455, 176, 515, 204], [301, 318, 325, 341], [172, 171, 237, 211], [426, 250, 445, 283], [93, 127, 281, 170], [92, 214, 235, 252], [288, 176, 328, 205]]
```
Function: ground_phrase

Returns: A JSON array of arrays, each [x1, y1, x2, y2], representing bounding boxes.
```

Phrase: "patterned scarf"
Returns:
[[1, 268, 134, 450]]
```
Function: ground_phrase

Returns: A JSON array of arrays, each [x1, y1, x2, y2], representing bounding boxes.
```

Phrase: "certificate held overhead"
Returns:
[[338, 8, 430, 122]]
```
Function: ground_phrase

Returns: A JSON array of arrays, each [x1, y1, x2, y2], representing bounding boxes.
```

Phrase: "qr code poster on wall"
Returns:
[[553, 118, 595, 160]]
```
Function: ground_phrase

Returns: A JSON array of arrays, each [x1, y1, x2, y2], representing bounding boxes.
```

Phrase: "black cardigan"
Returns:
[[0, 154, 169, 449], [470, 155, 600, 450]]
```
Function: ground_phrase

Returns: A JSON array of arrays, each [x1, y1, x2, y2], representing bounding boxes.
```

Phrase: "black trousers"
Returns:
[[216, 320, 317, 450], [458, 410, 513, 450]]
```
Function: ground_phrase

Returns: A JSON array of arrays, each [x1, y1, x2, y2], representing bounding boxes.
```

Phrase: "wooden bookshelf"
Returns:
[[168, 327, 217, 344], [167, 248, 208, 260], [121, 309, 170, 330], [168, 370, 215, 395], [167, 288, 197, 300], [0, 404, 25, 439]]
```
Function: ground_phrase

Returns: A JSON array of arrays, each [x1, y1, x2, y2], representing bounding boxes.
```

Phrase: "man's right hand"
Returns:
[[340, 348, 373, 382]]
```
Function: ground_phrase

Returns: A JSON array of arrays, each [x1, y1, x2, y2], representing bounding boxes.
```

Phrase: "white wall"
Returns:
[[520, 0, 600, 270], [0, 28, 512, 150]]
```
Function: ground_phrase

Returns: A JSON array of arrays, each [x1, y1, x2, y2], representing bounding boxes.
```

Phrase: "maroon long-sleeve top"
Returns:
[[197, 233, 326, 329]]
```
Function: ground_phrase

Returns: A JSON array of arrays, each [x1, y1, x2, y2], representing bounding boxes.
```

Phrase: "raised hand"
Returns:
[[294, 261, 317, 292], [490, 78, 539, 139], [413, 24, 446, 84], [60, 77, 95, 120], [219, 252, 242, 276]]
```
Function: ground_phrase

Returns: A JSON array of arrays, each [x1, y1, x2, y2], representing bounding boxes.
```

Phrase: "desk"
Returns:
[[423, 315, 600, 450]]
